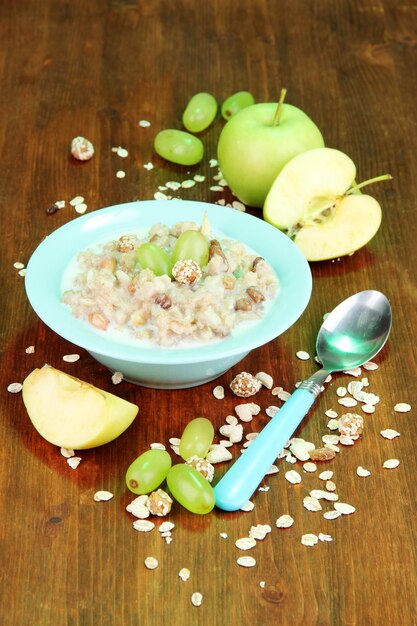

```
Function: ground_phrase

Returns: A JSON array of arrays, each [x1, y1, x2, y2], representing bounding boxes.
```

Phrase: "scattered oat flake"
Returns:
[[380, 429, 400, 440], [63, 353, 80, 362], [70, 195, 84, 206], [67, 456, 82, 469], [14, 262, 25, 269], [94, 490, 113, 502], [219, 532, 228, 539], [206, 444, 233, 464], [133, 519, 155, 532], [363, 361, 378, 370], [213, 385, 224, 399], [383, 459, 400, 469], [338, 397, 358, 408], [25, 345, 35, 354], [296, 350, 310, 360], [181, 179, 196, 189], [394, 403, 411, 413], [237, 556, 257, 568], [362, 404, 375, 414], [327, 418, 340, 431], [60, 447, 75, 458], [278, 390, 291, 402], [193, 174, 205, 182], [303, 496, 322, 512], [334, 502, 355, 515], [255, 371, 273, 389], [336, 386, 347, 397], [191, 592, 203, 607], [159, 521, 175, 532], [301, 533, 318, 547], [111, 371, 123, 384], [357, 466, 371, 477], [325, 409, 338, 418], [276, 514, 294, 528], [323, 510, 342, 520], [144, 162, 154, 170], [325, 480, 337, 492], [240, 501, 255, 512], [319, 533, 333, 542], [285, 470, 302, 484], [150, 442, 166, 450], [209, 158, 218, 167], [303, 462, 317, 473], [139, 119, 151, 127], [75, 203, 88, 214], [116, 170, 126, 179], [210, 185, 224, 191], [7, 382, 22, 393], [235, 537, 257, 550], [266, 405, 279, 417], [18, 268, 26, 276], [144, 556, 158, 570], [343, 367, 362, 377], [259, 581, 266, 588], [116, 147, 129, 158], [265, 464, 279, 475], [179, 568, 190, 581], [319, 470, 333, 480], [232, 200, 246, 211]]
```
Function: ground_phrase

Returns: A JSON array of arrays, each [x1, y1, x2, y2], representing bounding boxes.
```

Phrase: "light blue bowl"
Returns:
[[25, 200, 312, 388]]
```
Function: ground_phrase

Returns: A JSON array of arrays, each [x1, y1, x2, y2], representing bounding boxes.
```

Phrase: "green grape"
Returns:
[[125, 449, 172, 495], [179, 417, 214, 461], [221, 91, 255, 120], [154, 129, 204, 166], [166, 464, 215, 514], [182, 92, 218, 133], [172, 230, 210, 268], [137, 242, 172, 276]]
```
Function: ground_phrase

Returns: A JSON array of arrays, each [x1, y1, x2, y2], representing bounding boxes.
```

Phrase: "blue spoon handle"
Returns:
[[214, 386, 318, 511]]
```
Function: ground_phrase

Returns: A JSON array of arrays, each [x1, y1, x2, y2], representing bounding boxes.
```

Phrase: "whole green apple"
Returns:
[[217, 102, 325, 208]]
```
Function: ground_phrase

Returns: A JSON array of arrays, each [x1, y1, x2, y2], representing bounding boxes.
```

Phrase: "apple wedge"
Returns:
[[22, 365, 138, 449], [264, 147, 388, 261]]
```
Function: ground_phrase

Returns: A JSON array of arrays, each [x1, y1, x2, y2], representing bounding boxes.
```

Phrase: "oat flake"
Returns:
[[363, 361, 378, 371], [14, 262, 25, 269], [303, 496, 322, 512], [357, 466, 371, 477], [319, 470, 333, 481], [139, 119, 151, 127], [318, 533, 333, 542], [362, 404, 375, 414], [323, 510, 342, 520], [237, 556, 256, 568], [150, 442, 166, 450], [394, 403, 411, 413], [7, 382, 22, 393], [144, 557, 158, 570], [60, 447, 75, 458], [191, 592, 203, 607], [69, 195, 84, 206], [383, 459, 400, 469], [334, 502, 355, 515], [265, 405, 279, 417], [338, 397, 358, 408], [235, 537, 257, 550], [75, 203, 87, 214], [213, 385, 224, 399], [301, 533, 318, 547], [276, 514, 294, 528], [159, 521, 175, 533], [67, 456, 82, 469], [111, 371, 123, 384], [62, 354, 80, 363], [325, 409, 338, 418], [133, 519, 155, 532], [285, 470, 302, 484], [380, 429, 400, 440], [240, 501, 254, 512], [179, 568, 190, 581], [296, 350, 310, 360], [25, 346, 35, 354], [116, 170, 126, 179], [94, 490, 113, 502]]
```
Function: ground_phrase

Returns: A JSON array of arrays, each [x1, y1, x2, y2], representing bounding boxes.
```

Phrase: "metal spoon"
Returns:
[[214, 290, 392, 511]]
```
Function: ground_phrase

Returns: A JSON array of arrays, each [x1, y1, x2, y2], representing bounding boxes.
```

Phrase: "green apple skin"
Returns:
[[217, 102, 324, 208], [22, 365, 138, 449]]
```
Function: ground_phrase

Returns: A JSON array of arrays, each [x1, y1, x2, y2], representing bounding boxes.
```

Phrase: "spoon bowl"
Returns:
[[214, 290, 392, 511]]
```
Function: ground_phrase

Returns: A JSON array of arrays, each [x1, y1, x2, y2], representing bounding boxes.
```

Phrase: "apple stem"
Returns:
[[272, 88, 287, 126], [347, 173, 393, 194]]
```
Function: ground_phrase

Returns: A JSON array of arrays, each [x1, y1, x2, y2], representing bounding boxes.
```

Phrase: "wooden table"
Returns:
[[1, 2, 416, 624]]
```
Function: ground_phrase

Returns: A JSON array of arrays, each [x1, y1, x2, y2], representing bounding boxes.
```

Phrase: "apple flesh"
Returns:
[[22, 365, 138, 449], [217, 102, 324, 208], [263, 147, 384, 261]]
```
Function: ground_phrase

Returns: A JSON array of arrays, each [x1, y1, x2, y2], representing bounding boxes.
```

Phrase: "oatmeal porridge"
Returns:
[[61, 219, 278, 347]]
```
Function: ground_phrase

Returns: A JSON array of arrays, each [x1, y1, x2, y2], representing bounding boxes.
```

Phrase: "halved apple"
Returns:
[[22, 365, 138, 449], [263, 147, 387, 261]]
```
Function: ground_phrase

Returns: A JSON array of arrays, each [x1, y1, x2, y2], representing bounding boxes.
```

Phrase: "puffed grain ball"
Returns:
[[71, 136, 94, 161], [230, 372, 262, 398]]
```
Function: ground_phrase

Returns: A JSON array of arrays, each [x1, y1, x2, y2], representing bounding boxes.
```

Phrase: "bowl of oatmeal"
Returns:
[[25, 200, 312, 388]]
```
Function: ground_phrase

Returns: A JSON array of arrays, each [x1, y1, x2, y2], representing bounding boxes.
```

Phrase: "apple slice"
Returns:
[[22, 365, 138, 449], [264, 147, 389, 261]]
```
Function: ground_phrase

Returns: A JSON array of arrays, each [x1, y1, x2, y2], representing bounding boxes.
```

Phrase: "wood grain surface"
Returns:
[[1, 1, 416, 625]]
